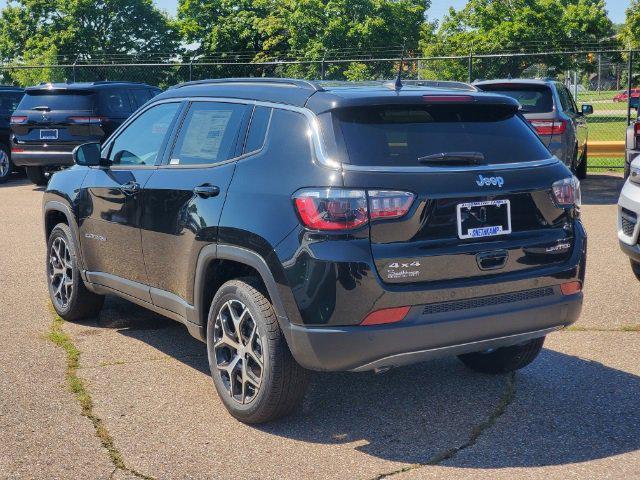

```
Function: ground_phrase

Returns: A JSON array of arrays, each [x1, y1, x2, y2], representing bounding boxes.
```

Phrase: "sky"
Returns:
[[0, 0, 630, 25]]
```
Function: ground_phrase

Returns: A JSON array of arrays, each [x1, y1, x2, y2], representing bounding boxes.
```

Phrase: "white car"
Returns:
[[618, 157, 640, 278]]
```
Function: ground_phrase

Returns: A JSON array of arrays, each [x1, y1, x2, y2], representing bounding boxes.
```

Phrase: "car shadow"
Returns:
[[99, 297, 640, 469], [581, 173, 624, 205]]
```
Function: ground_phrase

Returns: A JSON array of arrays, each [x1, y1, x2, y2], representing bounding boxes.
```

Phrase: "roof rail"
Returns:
[[402, 80, 477, 91], [169, 77, 324, 92], [91, 80, 147, 85]]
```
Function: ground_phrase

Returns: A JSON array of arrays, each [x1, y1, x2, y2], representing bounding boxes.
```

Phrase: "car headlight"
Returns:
[[552, 176, 581, 208], [630, 159, 640, 185]]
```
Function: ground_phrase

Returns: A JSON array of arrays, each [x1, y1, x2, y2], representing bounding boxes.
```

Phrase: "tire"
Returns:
[[47, 223, 104, 321], [0, 144, 12, 184], [26, 166, 48, 186], [575, 145, 587, 180], [630, 259, 640, 282], [207, 277, 308, 423], [457, 336, 545, 374]]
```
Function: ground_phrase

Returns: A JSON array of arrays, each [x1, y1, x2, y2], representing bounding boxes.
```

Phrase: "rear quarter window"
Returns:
[[335, 105, 552, 167]]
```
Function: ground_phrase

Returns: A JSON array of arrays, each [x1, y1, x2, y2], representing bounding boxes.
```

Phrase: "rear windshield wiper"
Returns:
[[418, 152, 486, 165]]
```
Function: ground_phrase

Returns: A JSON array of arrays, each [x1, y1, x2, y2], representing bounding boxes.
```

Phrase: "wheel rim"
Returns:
[[213, 299, 264, 405], [0, 150, 9, 178], [49, 237, 73, 309]]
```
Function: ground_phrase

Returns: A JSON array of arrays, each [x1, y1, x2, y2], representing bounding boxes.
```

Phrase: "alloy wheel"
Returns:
[[0, 150, 9, 178], [213, 299, 264, 404], [49, 237, 73, 309]]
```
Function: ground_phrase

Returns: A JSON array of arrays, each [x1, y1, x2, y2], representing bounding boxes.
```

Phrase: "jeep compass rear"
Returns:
[[43, 79, 585, 424]]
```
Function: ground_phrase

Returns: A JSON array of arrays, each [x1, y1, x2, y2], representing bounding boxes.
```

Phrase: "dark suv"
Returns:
[[43, 78, 586, 423], [12, 81, 161, 185], [0, 86, 24, 183]]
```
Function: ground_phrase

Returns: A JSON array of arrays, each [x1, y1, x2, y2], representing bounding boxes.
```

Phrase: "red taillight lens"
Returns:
[[294, 188, 368, 231], [634, 122, 640, 136], [422, 95, 473, 103], [529, 120, 567, 135], [360, 306, 410, 326], [68, 116, 109, 124], [560, 281, 582, 295], [293, 188, 415, 231], [11, 147, 24, 153], [368, 190, 415, 220], [552, 176, 581, 207], [10, 115, 27, 124]]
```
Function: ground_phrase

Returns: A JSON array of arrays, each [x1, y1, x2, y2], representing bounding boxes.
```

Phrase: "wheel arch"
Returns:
[[193, 244, 291, 341], [43, 200, 86, 272]]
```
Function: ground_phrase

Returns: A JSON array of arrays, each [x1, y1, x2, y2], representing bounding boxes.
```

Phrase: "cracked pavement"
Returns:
[[1, 172, 639, 479]]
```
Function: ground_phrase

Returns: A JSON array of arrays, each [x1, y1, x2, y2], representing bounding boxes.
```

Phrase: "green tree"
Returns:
[[622, 0, 640, 48]]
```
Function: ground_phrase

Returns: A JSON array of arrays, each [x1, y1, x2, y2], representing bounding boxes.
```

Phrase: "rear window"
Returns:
[[335, 105, 551, 167], [98, 91, 133, 116], [477, 85, 553, 113], [19, 91, 96, 111]]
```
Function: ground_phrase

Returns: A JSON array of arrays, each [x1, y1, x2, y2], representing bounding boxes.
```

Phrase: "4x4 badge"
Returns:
[[476, 174, 504, 188]]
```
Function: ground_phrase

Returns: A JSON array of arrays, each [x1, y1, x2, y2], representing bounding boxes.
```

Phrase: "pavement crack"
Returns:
[[46, 312, 158, 480], [372, 371, 517, 479]]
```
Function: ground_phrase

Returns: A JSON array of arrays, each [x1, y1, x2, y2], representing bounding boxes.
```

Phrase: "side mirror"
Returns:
[[72, 142, 105, 166], [581, 104, 594, 115]]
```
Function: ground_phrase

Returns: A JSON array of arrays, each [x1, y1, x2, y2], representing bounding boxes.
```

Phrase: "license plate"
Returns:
[[456, 199, 511, 239], [40, 129, 58, 140]]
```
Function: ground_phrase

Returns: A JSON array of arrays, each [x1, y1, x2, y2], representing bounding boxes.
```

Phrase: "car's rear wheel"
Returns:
[[207, 278, 308, 423], [0, 144, 12, 184], [457, 336, 545, 374], [47, 223, 104, 320], [575, 145, 587, 180], [630, 259, 640, 281], [26, 166, 48, 186]]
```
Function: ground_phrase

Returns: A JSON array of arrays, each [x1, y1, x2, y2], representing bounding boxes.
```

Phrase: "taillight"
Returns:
[[68, 116, 109, 124], [552, 176, 581, 207], [293, 188, 368, 230], [360, 306, 410, 326], [422, 95, 474, 103], [529, 119, 567, 135], [368, 190, 415, 220], [293, 188, 415, 231], [10, 116, 27, 124], [560, 281, 582, 295]]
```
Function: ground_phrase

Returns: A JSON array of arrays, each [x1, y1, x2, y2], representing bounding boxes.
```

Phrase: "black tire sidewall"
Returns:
[[206, 281, 277, 420], [0, 143, 11, 182], [47, 224, 84, 318]]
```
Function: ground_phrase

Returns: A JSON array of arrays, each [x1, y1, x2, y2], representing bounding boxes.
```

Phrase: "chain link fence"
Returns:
[[0, 49, 635, 170]]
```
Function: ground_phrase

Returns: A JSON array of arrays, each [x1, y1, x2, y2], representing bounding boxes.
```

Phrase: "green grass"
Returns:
[[588, 115, 628, 142], [587, 156, 624, 170]]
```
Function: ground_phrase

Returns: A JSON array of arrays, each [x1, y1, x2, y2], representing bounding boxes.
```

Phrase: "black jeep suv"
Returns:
[[43, 78, 586, 423], [0, 86, 24, 183], [12, 81, 161, 185]]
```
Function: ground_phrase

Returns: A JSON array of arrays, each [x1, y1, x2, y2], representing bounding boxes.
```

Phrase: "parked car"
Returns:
[[613, 88, 640, 103], [11, 81, 161, 185], [475, 79, 592, 179], [0, 86, 24, 183], [618, 157, 640, 278], [624, 110, 640, 178], [43, 78, 586, 423]]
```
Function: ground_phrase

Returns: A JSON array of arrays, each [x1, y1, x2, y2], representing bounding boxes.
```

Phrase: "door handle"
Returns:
[[193, 184, 220, 198], [120, 181, 140, 195]]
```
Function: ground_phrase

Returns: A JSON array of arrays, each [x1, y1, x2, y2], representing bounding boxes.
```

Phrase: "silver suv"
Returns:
[[475, 79, 593, 179]]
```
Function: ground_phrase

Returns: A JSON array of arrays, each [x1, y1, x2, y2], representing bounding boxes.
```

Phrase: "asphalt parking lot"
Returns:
[[1, 172, 639, 480]]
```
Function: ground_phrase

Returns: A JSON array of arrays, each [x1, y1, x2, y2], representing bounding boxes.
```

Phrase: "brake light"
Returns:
[[529, 119, 567, 135], [10, 116, 27, 124], [560, 281, 582, 295], [368, 190, 415, 220], [294, 188, 368, 230], [293, 188, 415, 231], [422, 95, 474, 103], [11, 147, 24, 153], [552, 176, 581, 207], [68, 116, 110, 124], [360, 306, 410, 326]]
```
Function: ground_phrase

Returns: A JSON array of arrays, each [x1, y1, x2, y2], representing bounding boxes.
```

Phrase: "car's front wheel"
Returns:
[[207, 278, 308, 423], [26, 166, 48, 186], [457, 336, 545, 374], [0, 144, 12, 184], [47, 223, 104, 320]]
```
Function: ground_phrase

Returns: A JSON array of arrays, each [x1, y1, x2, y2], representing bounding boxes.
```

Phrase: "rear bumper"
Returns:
[[11, 149, 74, 167], [287, 288, 582, 371]]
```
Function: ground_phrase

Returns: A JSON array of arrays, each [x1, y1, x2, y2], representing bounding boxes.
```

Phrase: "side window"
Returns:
[[169, 102, 247, 166], [566, 88, 579, 113], [244, 106, 272, 153], [130, 89, 150, 109], [557, 86, 574, 113], [100, 90, 133, 117], [108, 103, 180, 166]]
